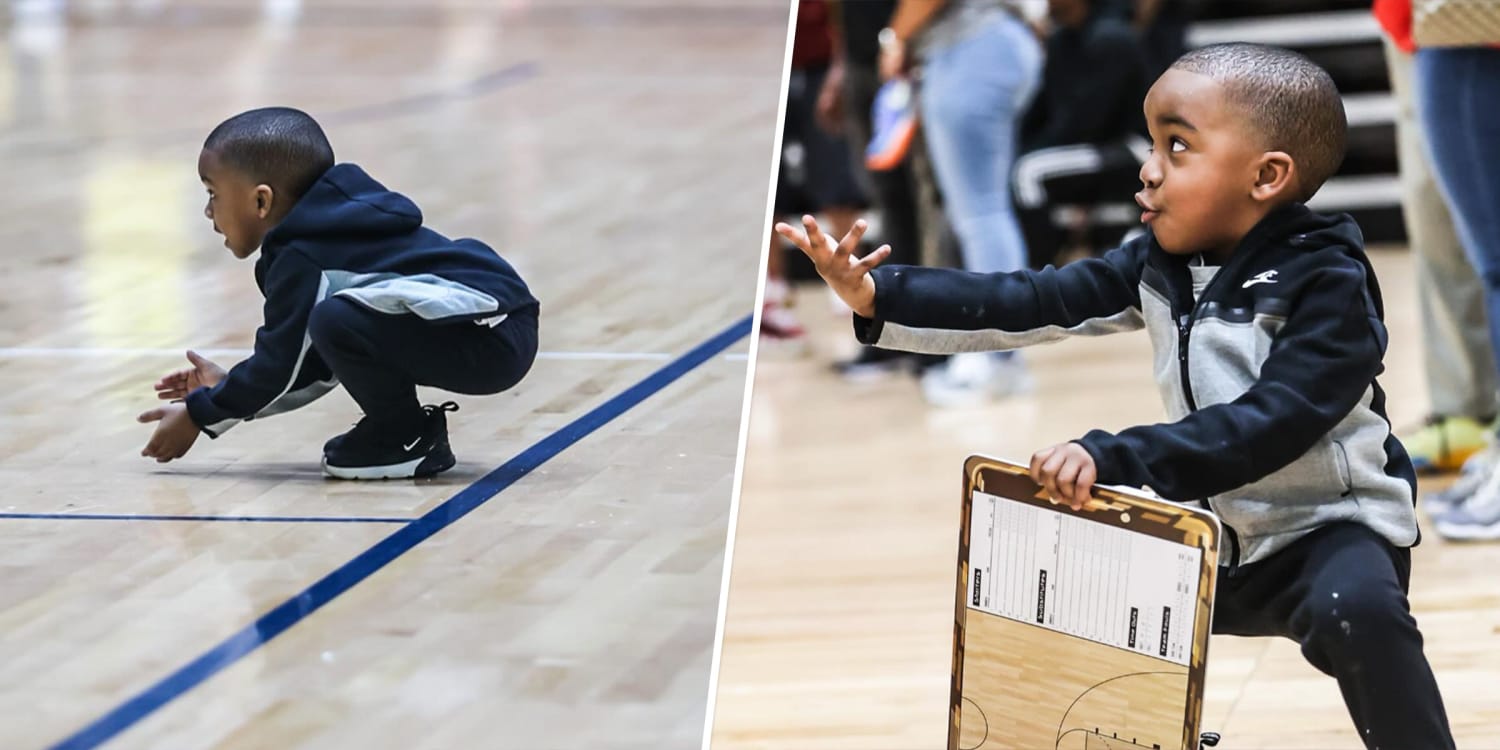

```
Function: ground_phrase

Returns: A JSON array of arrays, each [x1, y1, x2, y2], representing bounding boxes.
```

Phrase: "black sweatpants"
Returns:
[[307, 296, 539, 432], [1213, 522, 1454, 750]]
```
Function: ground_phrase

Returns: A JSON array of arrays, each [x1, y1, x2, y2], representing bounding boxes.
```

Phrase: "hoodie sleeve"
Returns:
[[1076, 261, 1383, 501], [185, 250, 338, 437], [854, 241, 1147, 353]]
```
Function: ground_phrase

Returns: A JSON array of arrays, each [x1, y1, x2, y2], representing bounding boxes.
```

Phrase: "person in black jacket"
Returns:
[[138, 107, 539, 480], [1013, 0, 1151, 268], [777, 44, 1454, 750]]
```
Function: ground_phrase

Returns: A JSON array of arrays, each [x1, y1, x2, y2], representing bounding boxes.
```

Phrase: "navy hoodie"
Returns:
[[185, 163, 537, 437], [854, 203, 1418, 567]]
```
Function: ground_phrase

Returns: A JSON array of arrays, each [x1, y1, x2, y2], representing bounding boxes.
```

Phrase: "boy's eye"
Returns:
[[1170, 138, 1187, 153]]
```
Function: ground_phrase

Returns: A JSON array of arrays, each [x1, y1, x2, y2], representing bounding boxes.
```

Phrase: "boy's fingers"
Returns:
[[1040, 451, 1068, 501], [1029, 447, 1055, 484], [1056, 460, 1080, 506], [776, 223, 829, 265], [774, 223, 810, 252], [1075, 462, 1097, 508], [802, 215, 830, 253], [186, 349, 208, 367], [834, 220, 868, 260], [138, 408, 165, 423], [857, 245, 892, 270]]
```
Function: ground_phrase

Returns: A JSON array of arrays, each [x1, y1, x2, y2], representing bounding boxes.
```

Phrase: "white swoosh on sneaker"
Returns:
[[403, 437, 421, 451]]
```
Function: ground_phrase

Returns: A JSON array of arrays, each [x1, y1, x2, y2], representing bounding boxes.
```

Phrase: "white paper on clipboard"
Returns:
[[967, 490, 1203, 666]]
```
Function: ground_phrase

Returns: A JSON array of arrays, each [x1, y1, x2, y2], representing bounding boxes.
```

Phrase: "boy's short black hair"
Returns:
[[203, 107, 334, 202], [1171, 43, 1346, 202]]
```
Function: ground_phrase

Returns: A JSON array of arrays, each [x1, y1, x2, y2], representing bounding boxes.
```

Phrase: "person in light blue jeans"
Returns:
[[1414, 46, 1500, 539], [911, 6, 1043, 405]]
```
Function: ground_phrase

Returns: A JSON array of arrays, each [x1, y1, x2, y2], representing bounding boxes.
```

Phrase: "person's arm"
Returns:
[[1028, 27, 1149, 149], [855, 239, 1148, 353], [886, 0, 948, 42], [879, 0, 949, 78], [1076, 260, 1385, 501], [184, 250, 337, 437], [816, 1, 848, 134]]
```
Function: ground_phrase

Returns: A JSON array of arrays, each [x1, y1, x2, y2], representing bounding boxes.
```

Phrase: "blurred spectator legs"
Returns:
[[1414, 46, 1500, 539], [915, 12, 1042, 405], [1384, 39, 1497, 479]]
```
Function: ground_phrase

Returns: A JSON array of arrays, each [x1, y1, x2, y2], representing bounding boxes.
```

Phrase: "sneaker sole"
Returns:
[[322, 450, 456, 480], [1433, 517, 1500, 541]]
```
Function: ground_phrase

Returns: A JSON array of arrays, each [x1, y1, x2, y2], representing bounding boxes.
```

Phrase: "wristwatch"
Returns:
[[878, 27, 903, 53]]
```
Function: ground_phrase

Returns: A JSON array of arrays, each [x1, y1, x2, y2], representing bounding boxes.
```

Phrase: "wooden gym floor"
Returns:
[[0, 1, 787, 748], [712, 247, 1500, 749]]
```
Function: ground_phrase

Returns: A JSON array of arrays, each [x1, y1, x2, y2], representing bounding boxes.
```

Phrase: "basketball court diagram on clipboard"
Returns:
[[950, 456, 1221, 750]]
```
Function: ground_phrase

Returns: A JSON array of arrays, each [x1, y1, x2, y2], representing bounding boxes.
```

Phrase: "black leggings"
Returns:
[[1213, 522, 1453, 750]]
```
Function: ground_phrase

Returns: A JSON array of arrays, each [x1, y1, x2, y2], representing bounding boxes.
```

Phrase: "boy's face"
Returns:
[[1137, 69, 1281, 260], [198, 149, 273, 259]]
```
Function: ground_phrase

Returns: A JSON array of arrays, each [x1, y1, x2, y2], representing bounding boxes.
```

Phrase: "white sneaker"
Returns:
[[1425, 442, 1499, 516], [920, 353, 1032, 407], [1433, 460, 1500, 541]]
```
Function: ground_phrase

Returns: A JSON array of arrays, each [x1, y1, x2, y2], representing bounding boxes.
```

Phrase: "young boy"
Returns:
[[138, 107, 539, 480], [779, 44, 1454, 749]]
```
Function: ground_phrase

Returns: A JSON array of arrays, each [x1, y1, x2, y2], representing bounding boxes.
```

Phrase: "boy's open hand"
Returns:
[[154, 350, 227, 400], [773, 216, 891, 319], [138, 402, 201, 463], [1030, 443, 1097, 511]]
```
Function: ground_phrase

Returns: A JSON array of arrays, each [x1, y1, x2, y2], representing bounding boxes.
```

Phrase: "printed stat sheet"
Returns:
[[968, 491, 1202, 666]]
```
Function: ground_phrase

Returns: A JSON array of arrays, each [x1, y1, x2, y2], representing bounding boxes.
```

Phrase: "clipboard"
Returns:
[[950, 456, 1220, 750]]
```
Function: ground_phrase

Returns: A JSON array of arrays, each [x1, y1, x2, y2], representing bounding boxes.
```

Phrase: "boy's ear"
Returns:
[[254, 184, 276, 219], [1251, 151, 1296, 203]]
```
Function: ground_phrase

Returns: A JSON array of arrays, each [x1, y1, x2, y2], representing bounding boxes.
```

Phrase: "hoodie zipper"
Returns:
[[1178, 255, 1248, 572]]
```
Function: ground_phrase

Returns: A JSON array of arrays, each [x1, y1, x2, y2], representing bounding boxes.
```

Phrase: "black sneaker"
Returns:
[[322, 402, 459, 480]]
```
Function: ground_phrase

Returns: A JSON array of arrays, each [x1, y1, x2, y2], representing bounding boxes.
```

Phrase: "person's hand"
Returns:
[[138, 402, 202, 463], [154, 350, 226, 400], [773, 216, 890, 319], [815, 60, 847, 134], [1030, 442, 1097, 510]]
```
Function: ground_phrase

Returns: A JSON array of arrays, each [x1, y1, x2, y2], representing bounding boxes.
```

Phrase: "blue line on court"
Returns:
[[47, 314, 752, 750], [0, 513, 412, 524]]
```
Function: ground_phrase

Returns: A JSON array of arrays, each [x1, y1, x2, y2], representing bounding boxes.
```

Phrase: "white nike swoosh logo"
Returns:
[[403, 437, 421, 451]]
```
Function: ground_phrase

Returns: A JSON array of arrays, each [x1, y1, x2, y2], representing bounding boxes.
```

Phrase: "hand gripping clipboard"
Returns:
[[950, 456, 1221, 750]]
